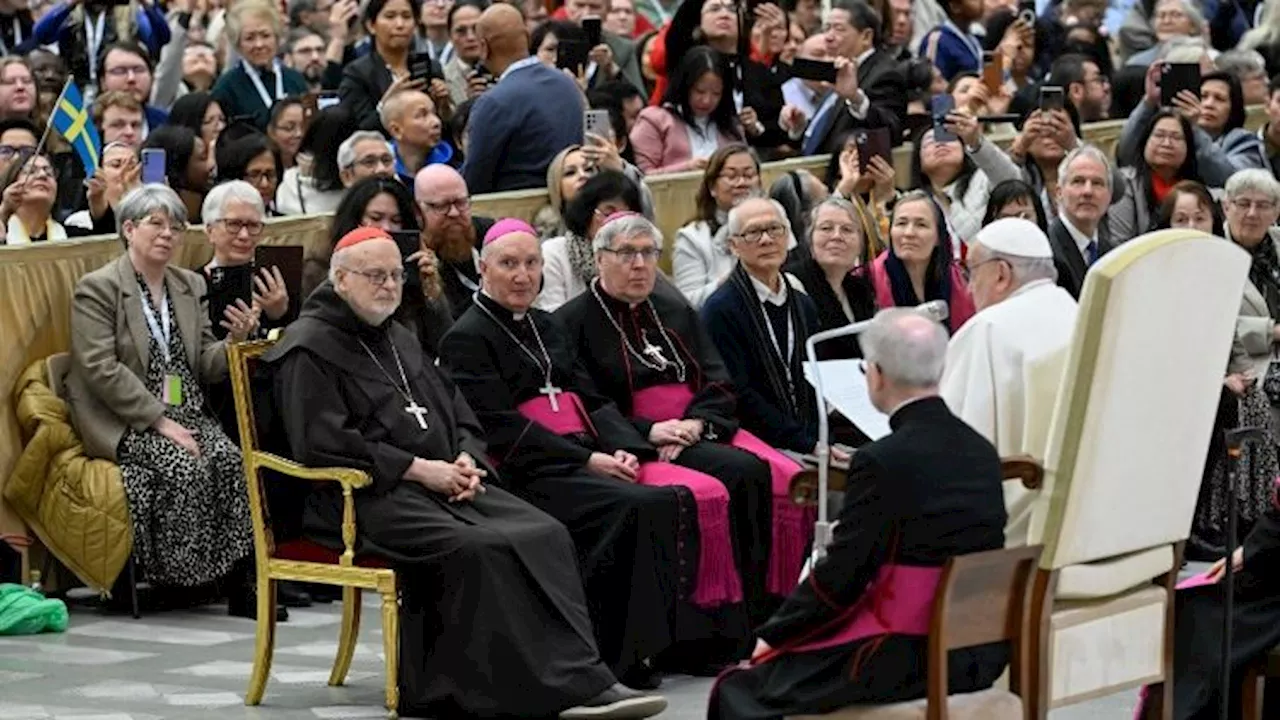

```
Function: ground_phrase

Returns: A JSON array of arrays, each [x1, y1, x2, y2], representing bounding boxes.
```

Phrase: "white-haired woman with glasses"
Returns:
[[65, 184, 265, 618]]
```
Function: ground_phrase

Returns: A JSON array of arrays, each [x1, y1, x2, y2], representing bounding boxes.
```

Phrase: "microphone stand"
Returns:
[[1220, 425, 1265, 720]]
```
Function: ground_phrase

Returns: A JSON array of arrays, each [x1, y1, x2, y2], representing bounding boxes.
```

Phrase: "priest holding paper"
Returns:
[[940, 218, 1078, 546]]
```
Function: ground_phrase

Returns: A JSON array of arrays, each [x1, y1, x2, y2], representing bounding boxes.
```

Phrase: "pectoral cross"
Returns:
[[405, 400, 430, 430], [540, 381, 563, 412], [641, 332, 669, 369]]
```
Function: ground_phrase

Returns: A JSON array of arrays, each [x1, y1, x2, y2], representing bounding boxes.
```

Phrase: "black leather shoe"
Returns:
[[618, 661, 661, 690], [278, 581, 313, 608], [558, 684, 667, 719], [227, 587, 289, 622]]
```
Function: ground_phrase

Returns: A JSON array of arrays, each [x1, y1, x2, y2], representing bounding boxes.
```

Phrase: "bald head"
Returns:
[[478, 3, 529, 74], [415, 164, 468, 202]]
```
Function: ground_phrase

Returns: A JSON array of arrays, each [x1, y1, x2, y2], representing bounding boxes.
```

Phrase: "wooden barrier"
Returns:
[[0, 109, 1265, 559]]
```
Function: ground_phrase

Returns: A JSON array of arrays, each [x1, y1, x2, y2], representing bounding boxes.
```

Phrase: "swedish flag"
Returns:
[[51, 82, 101, 175]]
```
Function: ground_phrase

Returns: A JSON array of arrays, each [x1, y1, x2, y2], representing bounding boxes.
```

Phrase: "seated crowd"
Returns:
[[5, 0, 1280, 716]]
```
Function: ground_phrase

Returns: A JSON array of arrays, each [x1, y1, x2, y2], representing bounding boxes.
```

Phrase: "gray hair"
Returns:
[[1225, 168, 1280, 204], [1159, 35, 1209, 64], [859, 308, 949, 388], [1058, 143, 1113, 192], [227, 0, 284, 46], [202, 180, 266, 227], [805, 196, 860, 245], [971, 242, 1059, 285], [337, 131, 394, 171], [1216, 49, 1267, 79], [117, 183, 188, 236], [726, 197, 789, 237], [592, 214, 663, 252], [1153, 0, 1206, 34]]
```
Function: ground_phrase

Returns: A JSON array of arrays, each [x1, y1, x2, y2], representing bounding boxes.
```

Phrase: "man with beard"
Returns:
[[441, 219, 752, 688], [286, 28, 328, 91], [1048, 54, 1111, 123], [414, 164, 494, 318], [267, 225, 668, 720], [556, 214, 788, 667]]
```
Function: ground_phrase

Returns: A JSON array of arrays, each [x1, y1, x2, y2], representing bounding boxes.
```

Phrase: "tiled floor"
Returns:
[[0, 595, 1142, 719]]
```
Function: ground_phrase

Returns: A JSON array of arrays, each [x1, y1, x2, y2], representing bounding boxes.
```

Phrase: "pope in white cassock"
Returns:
[[941, 218, 1079, 546]]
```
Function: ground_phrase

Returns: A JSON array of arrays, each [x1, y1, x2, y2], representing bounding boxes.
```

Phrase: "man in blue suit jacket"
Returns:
[[464, 3, 583, 195]]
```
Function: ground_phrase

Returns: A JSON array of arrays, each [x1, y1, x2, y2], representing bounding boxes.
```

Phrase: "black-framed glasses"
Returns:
[[601, 246, 662, 263], [735, 223, 788, 244], [215, 218, 265, 237]]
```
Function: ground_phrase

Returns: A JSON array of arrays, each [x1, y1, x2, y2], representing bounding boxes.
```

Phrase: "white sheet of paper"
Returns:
[[804, 360, 892, 441]]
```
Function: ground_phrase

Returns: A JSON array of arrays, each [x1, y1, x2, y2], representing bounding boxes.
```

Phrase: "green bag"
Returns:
[[0, 583, 68, 635]]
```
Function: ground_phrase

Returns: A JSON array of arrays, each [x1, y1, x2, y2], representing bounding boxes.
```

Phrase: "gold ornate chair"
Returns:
[[227, 338, 399, 717], [789, 544, 1046, 720]]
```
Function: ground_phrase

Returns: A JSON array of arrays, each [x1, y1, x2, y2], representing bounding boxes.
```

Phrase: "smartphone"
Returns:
[[409, 52, 435, 83], [790, 57, 838, 83], [206, 264, 255, 329], [1038, 85, 1064, 112], [584, 108, 612, 142], [141, 148, 166, 184], [583, 17, 602, 48], [1161, 62, 1202, 108], [254, 245, 304, 310], [556, 39, 590, 73], [854, 127, 891, 173], [982, 51, 1002, 94], [930, 94, 956, 142]]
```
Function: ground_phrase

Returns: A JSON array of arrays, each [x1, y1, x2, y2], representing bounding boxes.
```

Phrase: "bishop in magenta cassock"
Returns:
[[555, 213, 813, 638], [266, 227, 667, 719], [439, 219, 751, 687]]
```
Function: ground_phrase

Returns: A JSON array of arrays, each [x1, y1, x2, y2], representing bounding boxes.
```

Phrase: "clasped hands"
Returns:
[[406, 452, 488, 503], [649, 418, 705, 462]]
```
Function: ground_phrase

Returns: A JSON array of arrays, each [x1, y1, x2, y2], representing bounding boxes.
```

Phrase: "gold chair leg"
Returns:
[[244, 576, 278, 706], [381, 588, 400, 718], [329, 586, 363, 686]]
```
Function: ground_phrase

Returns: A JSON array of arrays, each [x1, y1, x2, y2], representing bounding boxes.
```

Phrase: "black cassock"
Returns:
[[266, 283, 615, 719], [440, 293, 751, 676], [1163, 490, 1280, 719], [709, 398, 1009, 720], [556, 280, 774, 630]]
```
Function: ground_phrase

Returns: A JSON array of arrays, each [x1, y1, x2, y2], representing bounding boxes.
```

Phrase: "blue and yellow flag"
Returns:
[[51, 83, 101, 175]]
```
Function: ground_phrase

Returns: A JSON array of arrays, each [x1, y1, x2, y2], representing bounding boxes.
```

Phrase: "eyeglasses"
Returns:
[[1149, 130, 1186, 145], [353, 154, 395, 170], [106, 65, 150, 78], [246, 170, 278, 186], [1230, 198, 1278, 213], [215, 218, 265, 236], [348, 268, 406, 286], [141, 215, 187, 234], [0, 144, 33, 158], [735, 222, 787, 244], [702, 1, 736, 13], [601, 246, 662, 263], [813, 222, 858, 236], [421, 197, 471, 215]]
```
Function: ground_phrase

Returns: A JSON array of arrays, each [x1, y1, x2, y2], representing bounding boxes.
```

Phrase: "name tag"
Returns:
[[162, 374, 183, 406]]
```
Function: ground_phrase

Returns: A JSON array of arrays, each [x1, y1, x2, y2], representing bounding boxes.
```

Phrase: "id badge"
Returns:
[[162, 374, 183, 406]]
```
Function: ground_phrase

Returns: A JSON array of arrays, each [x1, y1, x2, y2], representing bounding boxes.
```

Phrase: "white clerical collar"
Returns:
[[854, 47, 874, 66], [499, 56, 541, 82], [480, 289, 526, 321], [1060, 214, 1098, 257], [750, 272, 788, 306]]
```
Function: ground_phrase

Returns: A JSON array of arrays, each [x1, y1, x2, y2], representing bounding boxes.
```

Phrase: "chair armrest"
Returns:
[[254, 451, 372, 490], [1001, 455, 1043, 490]]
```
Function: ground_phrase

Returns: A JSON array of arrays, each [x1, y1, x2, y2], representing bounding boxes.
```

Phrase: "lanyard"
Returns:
[[141, 290, 173, 363], [243, 59, 285, 111], [761, 298, 796, 399], [85, 11, 106, 84]]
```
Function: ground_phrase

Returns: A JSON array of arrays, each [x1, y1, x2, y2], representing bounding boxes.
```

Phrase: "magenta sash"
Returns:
[[630, 384, 814, 596], [635, 463, 743, 606], [517, 392, 593, 436], [517, 389, 742, 608]]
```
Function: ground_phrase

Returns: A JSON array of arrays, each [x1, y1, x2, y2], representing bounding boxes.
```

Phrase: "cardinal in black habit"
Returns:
[[555, 214, 787, 636], [440, 220, 752, 687], [264, 227, 667, 720]]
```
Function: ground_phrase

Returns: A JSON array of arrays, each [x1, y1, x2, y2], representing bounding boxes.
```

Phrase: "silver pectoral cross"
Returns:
[[642, 339, 669, 369], [405, 400, 430, 430], [540, 381, 563, 412]]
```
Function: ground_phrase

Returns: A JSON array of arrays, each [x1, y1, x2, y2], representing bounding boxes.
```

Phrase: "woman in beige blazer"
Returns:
[[65, 184, 262, 616]]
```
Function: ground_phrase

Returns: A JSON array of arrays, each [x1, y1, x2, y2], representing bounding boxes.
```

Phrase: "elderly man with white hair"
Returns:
[[712, 308, 1008, 720], [941, 217, 1078, 546], [337, 130, 397, 188]]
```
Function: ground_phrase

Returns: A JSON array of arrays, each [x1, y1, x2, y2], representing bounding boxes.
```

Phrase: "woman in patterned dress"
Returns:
[[65, 184, 261, 616]]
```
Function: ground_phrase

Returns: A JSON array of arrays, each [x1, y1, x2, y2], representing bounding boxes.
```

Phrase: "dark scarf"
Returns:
[[726, 263, 815, 425], [884, 248, 953, 320], [1249, 238, 1280, 319]]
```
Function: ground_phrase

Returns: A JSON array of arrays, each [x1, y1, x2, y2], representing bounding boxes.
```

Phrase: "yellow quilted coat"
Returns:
[[4, 357, 131, 591]]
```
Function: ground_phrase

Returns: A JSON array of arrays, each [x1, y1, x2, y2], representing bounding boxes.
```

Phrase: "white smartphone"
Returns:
[[583, 109, 612, 143]]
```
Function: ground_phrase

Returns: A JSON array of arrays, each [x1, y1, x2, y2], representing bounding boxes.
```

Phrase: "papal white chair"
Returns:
[[1023, 229, 1249, 718]]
